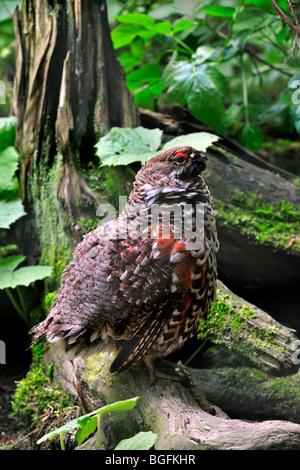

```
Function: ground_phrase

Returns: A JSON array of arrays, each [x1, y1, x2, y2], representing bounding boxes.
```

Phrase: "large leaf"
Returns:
[[0, 116, 16, 151], [115, 431, 158, 450], [0, 265, 53, 290], [163, 57, 227, 132], [112, 13, 173, 49], [0, 1, 19, 22], [245, 0, 289, 14], [95, 127, 162, 166], [248, 91, 270, 117], [0, 146, 20, 192], [238, 119, 264, 151], [162, 132, 220, 152], [37, 397, 139, 445], [204, 6, 236, 18], [126, 64, 161, 91], [111, 23, 154, 49], [0, 254, 26, 271], [75, 416, 98, 445], [114, 13, 155, 28], [96, 128, 219, 167], [0, 196, 26, 229], [173, 19, 197, 33]]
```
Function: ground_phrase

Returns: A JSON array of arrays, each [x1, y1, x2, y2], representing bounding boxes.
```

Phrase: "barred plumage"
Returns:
[[31, 146, 219, 382]]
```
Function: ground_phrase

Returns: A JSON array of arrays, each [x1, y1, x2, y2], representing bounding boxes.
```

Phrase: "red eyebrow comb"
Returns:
[[175, 152, 188, 158]]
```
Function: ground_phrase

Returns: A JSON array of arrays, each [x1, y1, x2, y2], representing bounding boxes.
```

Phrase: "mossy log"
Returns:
[[199, 281, 300, 377], [44, 346, 300, 450], [190, 367, 300, 423], [42, 279, 300, 450]]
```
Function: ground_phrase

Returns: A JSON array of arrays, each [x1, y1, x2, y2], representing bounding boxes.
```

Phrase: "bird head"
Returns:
[[132, 146, 209, 205], [147, 146, 207, 180]]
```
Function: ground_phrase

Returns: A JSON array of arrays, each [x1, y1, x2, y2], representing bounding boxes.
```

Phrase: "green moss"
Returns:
[[77, 216, 99, 234], [198, 293, 285, 358], [82, 163, 134, 208], [11, 344, 76, 424], [212, 366, 300, 412], [27, 155, 74, 284], [74, 163, 135, 235], [85, 352, 115, 389], [215, 190, 300, 251], [43, 290, 58, 310]]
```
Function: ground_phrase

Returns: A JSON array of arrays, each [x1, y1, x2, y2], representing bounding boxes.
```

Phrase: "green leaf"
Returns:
[[173, 19, 197, 33], [0, 146, 20, 192], [133, 87, 155, 110], [96, 128, 219, 167], [147, 21, 172, 35], [162, 132, 220, 152], [95, 397, 139, 419], [111, 14, 174, 48], [275, 26, 289, 43], [75, 416, 98, 445], [0, 196, 26, 229], [0, 265, 53, 290], [126, 64, 161, 89], [224, 103, 243, 129], [37, 416, 83, 444], [111, 23, 150, 49], [126, 64, 163, 109], [115, 431, 158, 450], [204, 6, 236, 18], [95, 127, 163, 166], [0, 1, 19, 21], [248, 91, 270, 117], [245, 0, 289, 14], [0, 116, 16, 151], [0, 255, 26, 272], [37, 397, 140, 446], [193, 46, 218, 64], [114, 13, 155, 28], [164, 58, 226, 132], [75, 396, 140, 446], [238, 119, 264, 151]]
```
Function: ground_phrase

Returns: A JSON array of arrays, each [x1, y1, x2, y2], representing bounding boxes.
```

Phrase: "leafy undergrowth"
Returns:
[[8, 343, 158, 451], [8, 343, 80, 450], [37, 396, 157, 451], [110, 3, 300, 153]]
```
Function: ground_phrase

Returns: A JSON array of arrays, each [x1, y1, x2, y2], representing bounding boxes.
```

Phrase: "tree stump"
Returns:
[[12, 0, 137, 267], [43, 345, 300, 450]]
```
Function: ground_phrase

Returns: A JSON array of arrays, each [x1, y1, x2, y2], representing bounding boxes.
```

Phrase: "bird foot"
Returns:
[[144, 358, 194, 388], [174, 361, 194, 388]]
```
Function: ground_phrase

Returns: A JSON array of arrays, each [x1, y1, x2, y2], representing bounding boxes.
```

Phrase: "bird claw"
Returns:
[[144, 357, 194, 388]]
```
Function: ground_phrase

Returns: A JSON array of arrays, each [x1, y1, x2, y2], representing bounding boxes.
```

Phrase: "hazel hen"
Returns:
[[31, 146, 219, 383]]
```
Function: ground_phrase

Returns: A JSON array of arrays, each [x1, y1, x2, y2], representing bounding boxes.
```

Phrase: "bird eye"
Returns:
[[175, 152, 187, 164]]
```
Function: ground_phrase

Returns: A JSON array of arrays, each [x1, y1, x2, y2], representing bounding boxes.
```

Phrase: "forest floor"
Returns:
[[0, 364, 30, 450]]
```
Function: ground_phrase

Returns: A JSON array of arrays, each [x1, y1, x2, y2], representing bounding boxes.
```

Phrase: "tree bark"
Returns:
[[191, 367, 300, 423], [201, 281, 300, 378], [12, 0, 137, 267]]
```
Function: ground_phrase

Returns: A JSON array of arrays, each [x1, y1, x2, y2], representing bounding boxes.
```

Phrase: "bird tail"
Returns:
[[110, 314, 165, 373], [30, 313, 109, 360]]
